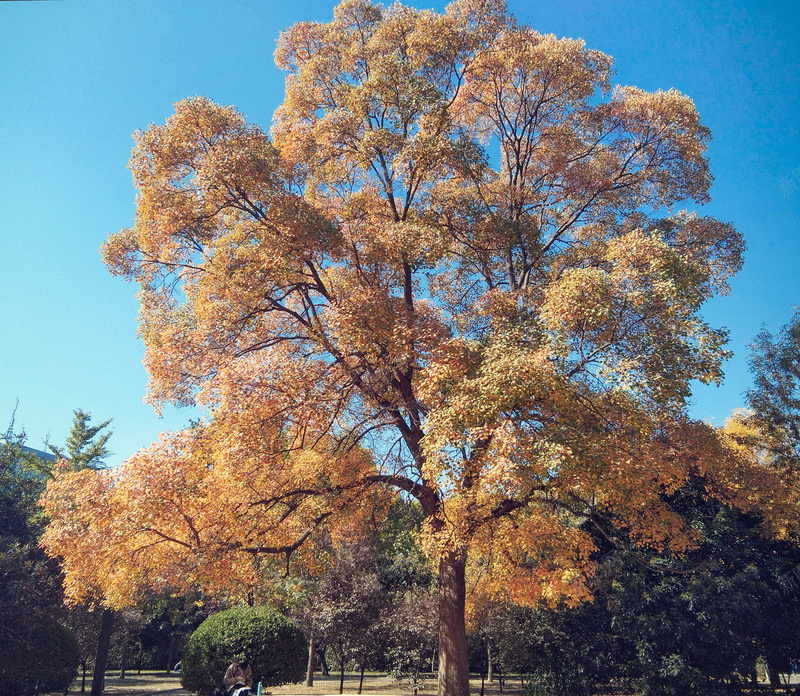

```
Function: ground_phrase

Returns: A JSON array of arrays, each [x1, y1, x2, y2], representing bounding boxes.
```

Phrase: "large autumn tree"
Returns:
[[42, 1, 794, 695]]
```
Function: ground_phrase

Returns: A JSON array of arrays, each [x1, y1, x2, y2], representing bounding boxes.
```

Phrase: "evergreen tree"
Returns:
[[745, 310, 800, 468], [0, 435, 79, 695], [49, 409, 112, 471]]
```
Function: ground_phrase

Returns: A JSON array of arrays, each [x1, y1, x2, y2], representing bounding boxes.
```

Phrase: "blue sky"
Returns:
[[1, 0, 798, 467]]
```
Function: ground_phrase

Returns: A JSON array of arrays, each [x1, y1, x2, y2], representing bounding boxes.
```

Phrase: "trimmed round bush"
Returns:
[[0, 618, 80, 696], [181, 606, 307, 694]]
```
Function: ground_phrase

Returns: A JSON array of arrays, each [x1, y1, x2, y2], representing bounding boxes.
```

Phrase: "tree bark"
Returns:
[[768, 662, 782, 689], [90, 609, 114, 696], [166, 633, 176, 674], [320, 648, 330, 677], [438, 550, 470, 696], [305, 633, 315, 687], [487, 645, 494, 682], [119, 637, 128, 679]]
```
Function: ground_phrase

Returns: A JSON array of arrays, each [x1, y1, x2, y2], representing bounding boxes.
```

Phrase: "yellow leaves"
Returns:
[[274, 21, 325, 72], [532, 221, 740, 406], [656, 212, 745, 297], [273, 0, 478, 200], [603, 86, 712, 206], [41, 420, 390, 608], [455, 26, 612, 139], [541, 267, 613, 338], [123, 96, 318, 276], [88, 0, 768, 627], [721, 409, 764, 456], [131, 97, 280, 214], [467, 509, 596, 608]]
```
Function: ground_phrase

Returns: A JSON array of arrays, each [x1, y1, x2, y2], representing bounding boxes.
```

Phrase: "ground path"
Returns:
[[61, 672, 800, 696], [64, 672, 525, 696]]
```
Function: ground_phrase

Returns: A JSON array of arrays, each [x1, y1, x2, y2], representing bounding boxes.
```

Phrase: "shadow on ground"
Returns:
[[62, 672, 527, 696]]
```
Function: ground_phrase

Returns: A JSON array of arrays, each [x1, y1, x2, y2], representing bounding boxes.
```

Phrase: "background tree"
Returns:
[[181, 606, 306, 692], [49, 409, 112, 471], [381, 585, 439, 687], [377, 499, 434, 594], [135, 589, 219, 674], [743, 310, 800, 468], [495, 480, 800, 696], [0, 434, 79, 696], [283, 498, 430, 687], [312, 542, 389, 694], [43, 2, 791, 695], [65, 602, 104, 693], [469, 598, 626, 695], [108, 606, 147, 679], [376, 500, 439, 684], [42, 410, 114, 696]]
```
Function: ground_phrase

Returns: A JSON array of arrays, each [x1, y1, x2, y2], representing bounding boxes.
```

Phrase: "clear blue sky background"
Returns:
[[1, 0, 798, 467]]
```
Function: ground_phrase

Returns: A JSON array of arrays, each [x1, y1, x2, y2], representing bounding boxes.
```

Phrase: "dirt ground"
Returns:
[[65, 672, 526, 696]]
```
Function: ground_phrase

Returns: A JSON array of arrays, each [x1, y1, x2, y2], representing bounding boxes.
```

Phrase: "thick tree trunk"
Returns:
[[90, 609, 114, 696], [305, 633, 315, 687], [438, 550, 470, 696], [487, 645, 494, 682]]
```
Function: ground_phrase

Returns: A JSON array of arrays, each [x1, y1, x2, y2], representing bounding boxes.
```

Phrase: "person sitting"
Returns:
[[224, 659, 253, 696]]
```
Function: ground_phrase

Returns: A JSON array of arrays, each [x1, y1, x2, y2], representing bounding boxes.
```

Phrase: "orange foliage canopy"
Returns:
[[42, 0, 791, 621]]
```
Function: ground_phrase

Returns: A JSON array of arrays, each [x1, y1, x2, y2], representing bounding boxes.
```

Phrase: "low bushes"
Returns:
[[181, 606, 306, 694], [0, 618, 80, 696]]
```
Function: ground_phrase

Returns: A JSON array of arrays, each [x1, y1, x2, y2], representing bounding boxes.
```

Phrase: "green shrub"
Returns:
[[181, 606, 307, 694], [0, 618, 80, 696]]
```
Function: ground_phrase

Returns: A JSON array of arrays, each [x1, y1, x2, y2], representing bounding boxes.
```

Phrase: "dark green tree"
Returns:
[[377, 499, 434, 594], [745, 310, 800, 468], [510, 480, 800, 696], [49, 409, 112, 471], [182, 606, 306, 692], [0, 435, 79, 696], [136, 589, 218, 673]]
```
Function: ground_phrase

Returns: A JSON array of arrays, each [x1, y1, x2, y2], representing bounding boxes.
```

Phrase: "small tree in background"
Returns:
[[49, 409, 112, 472], [382, 586, 439, 686], [743, 310, 800, 468], [135, 588, 219, 674], [181, 606, 306, 693], [50, 410, 114, 696], [313, 543, 390, 694], [65, 602, 104, 693]]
